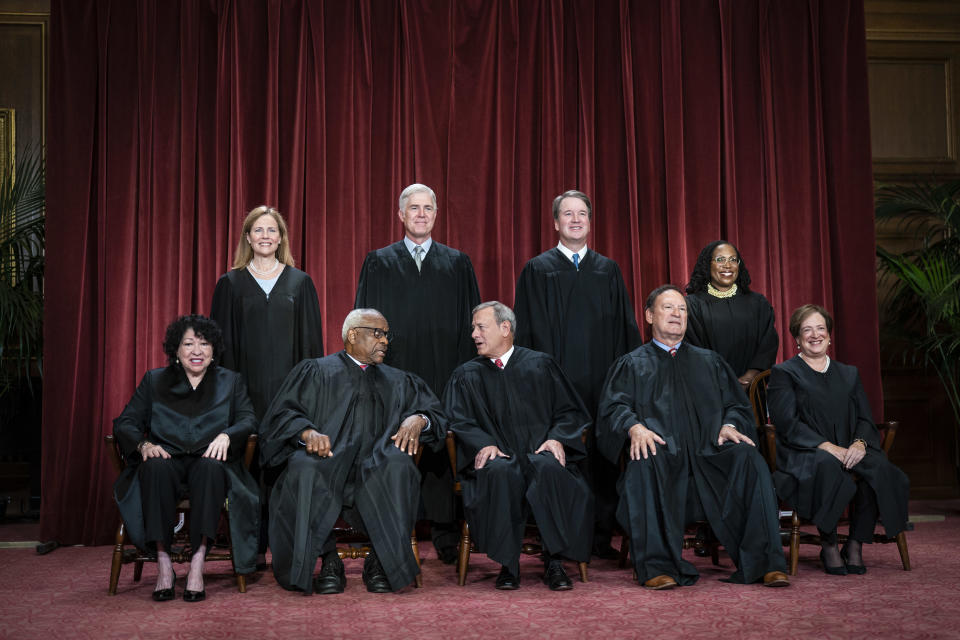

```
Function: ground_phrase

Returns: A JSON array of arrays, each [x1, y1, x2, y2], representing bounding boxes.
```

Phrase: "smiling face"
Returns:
[[797, 312, 830, 359], [471, 306, 512, 359], [645, 289, 687, 346], [345, 313, 390, 365], [554, 196, 591, 250], [709, 243, 740, 291], [246, 214, 281, 260], [177, 328, 214, 379], [398, 191, 437, 243]]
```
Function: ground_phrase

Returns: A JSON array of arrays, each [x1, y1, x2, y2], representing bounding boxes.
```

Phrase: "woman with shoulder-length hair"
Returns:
[[684, 240, 778, 390], [767, 304, 909, 575], [113, 314, 259, 601], [210, 205, 324, 420]]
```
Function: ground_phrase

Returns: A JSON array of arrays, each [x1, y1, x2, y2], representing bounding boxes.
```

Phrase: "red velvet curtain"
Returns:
[[45, 0, 880, 544]]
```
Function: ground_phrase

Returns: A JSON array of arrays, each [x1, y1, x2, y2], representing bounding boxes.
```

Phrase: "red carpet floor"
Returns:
[[1, 501, 957, 639]]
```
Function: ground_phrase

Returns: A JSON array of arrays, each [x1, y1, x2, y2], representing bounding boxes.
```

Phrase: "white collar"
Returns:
[[490, 345, 515, 368], [403, 236, 433, 255], [556, 242, 587, 264]]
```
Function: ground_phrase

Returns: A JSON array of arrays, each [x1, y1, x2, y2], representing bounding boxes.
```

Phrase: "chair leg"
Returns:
[[133, 560, 144, 582], [109, 522, 126, 595], [411, 531, 423, 588], [224, 501, 246, 593], [789, 512, 800, 576], [618, 535, 630, 569], [710, 543, 720, 566], [236, 574, 247, 593], [457, 520, 471, 586], [895, 531, 911, 571], [578, 561, 588, 583]]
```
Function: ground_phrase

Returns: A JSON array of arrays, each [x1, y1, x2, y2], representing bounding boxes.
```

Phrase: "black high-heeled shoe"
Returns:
[[819, 549, 847, 576], [841, 545, 867, 575], [152, 569, 176, 601], [183, 571, 206, 602]]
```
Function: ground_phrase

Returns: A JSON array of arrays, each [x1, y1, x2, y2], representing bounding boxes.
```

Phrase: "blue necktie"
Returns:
[[573, 253, 580, 271]]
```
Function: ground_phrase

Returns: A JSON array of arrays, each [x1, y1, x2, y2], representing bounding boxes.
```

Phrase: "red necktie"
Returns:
[[360, 364, 368, 370], [669, 348, 677, 358], [495, 358, 504, 369]]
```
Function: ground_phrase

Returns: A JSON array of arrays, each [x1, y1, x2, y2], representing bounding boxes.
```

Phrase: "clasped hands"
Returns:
[[627, 423, 754, 460], [474, 439, 565, 470], [818, 440, 866, 469]]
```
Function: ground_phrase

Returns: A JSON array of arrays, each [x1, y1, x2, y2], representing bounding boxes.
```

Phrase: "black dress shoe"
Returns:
[[841, 545, 867, 575], [314, 555, 347, 594], [362, 552, 392, 593], [183, 588, 206, 602], [694, 526, 710, 557], [542, 562, 573, 591], [820, 549, 848, 576], [152, 570, 175, 602], [495, 566, 520, 590]]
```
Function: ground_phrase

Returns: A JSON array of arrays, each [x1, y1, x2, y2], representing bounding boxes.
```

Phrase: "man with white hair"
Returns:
[[260, 309, 444, 594], [355, 183, 480, 563]]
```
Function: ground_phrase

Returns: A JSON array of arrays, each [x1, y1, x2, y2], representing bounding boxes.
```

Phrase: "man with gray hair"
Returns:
[[513, 189, 641, 559], [443, 301, 594, 591], [260, 308, 445, 594], [355, 183, 480, 563]]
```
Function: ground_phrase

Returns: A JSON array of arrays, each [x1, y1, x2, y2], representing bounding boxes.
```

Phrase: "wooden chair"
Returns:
[[747, 369, 911, 575], [330, 448, 424, 588], [445, 431, 589, 586], [105, 433, 257, 595]]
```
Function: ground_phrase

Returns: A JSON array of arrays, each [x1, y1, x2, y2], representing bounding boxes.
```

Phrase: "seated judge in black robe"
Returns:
[[443, 302, 594, 591], [684, 240, 778, 391], [767, 304, 909, 575], [260, 309, 445, 595], [513, 190, 641, 558], [598, 285, 789, 590], [354, 183, 480, 563], [113, 314, 259, 602]]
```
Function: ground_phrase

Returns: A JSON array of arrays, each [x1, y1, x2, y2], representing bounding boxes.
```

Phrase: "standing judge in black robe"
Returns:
[[443, 302, 594, 590], [684, 241, 778, 391], [513, 190, 641, 558], [598, 285, 789, 590], [767, 304, 909, 575], [210, 205, 324, 420], [113, 315, 259, 602], [260, 309, 445, 594], [354, 183, 480, 562]]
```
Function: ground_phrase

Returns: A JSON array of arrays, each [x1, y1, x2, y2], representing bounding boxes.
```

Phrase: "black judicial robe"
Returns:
[[684, 290, 779, 377], [354, 241, 479, 395], [767, 356, 909, 537], [260, 352, 445, 593], [210, 266, 324, 419], [513, 248, 640, 416], [112, 366, 260, 573], [597, 343, 786, 585], [443, 347, 594, 570]]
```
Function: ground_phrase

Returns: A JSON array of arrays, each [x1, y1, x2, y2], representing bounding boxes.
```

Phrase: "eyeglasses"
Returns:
[[354, 326, 392, 341], [713, 256, 740, 265]]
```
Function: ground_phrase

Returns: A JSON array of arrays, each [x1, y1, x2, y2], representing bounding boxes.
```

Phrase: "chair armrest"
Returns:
[[878, 421, 899, 455], [242, 434, 258, 470], [445, 431, 458, 475], [104, 434, 125, 474], [760, 423, 777, 473]]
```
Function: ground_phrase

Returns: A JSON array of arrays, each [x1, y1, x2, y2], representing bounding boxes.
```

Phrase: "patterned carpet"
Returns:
[[0, 501, 957, 639]]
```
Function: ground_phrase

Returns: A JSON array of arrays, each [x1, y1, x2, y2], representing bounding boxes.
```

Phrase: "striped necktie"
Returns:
[[572, 253, 580, 270], [414, 246, 424, 272]]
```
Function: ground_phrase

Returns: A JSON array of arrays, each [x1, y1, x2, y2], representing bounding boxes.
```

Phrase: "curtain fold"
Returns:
[[45, 0, 880, 544]]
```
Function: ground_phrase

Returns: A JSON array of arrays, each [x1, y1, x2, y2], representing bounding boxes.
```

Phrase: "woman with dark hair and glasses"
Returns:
[[113, 314, 259, 602], [684, 240, 778, 391], [767, 305, 909, 574]]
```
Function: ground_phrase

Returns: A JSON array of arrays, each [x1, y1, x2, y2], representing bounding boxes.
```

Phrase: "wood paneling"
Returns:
[[866, 1, 960, 498], [0, 8, 48, 158]]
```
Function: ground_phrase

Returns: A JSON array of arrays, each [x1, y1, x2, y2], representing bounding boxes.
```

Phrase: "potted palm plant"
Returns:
[[0, 145, 44, 519], [875, 181, 960, 479]]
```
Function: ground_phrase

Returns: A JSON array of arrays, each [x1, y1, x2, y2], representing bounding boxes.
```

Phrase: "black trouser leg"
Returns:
[[186, 457, 228, 553], [848, 478, 880, 543], [138, 457, 184, 550]]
